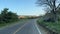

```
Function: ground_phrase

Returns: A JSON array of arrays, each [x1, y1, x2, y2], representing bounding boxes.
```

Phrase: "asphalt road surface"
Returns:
[[0, 19, 41, 34]]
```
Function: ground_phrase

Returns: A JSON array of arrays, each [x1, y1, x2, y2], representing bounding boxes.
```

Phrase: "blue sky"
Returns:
[[0, 0, 45, 16]]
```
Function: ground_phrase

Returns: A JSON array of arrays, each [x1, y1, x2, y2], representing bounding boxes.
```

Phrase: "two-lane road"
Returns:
[[0, 19, 41, 34]]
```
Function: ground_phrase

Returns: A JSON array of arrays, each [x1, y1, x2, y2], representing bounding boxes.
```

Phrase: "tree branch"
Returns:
[[56, 4, 60, 10]]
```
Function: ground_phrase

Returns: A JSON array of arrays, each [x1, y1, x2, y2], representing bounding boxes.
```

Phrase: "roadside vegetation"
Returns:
[[37, 0, 60, 34], [0, 8, 19, 27]]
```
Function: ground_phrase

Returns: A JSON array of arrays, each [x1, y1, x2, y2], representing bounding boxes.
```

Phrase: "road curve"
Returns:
[[0, 19, 41, 34]]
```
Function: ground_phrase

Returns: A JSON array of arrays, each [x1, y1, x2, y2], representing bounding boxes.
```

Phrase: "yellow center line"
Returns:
[[13, 22, 28, 34]]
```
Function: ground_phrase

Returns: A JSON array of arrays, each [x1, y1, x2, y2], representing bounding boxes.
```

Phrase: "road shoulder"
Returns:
[[0, 19, 29, 30], [36, 23, 50, 34]]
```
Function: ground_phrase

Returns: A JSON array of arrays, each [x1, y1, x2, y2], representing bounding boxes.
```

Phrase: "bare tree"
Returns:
[[37, 0, 60, 22]]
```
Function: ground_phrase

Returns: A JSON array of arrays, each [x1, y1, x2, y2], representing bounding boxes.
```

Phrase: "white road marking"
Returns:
[[35, 22, 41, 34], [13, 22, 28, 34]]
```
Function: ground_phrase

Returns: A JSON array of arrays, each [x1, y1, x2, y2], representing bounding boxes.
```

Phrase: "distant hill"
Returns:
[[18, 15, 40, 19]]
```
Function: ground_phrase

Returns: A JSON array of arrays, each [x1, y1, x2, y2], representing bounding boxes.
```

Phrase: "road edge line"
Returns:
[[35, 22, 41, 34]]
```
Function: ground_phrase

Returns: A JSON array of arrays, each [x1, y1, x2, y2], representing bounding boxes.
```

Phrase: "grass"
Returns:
[[37, 18, 60, 34], [0, 19, 28, 28]]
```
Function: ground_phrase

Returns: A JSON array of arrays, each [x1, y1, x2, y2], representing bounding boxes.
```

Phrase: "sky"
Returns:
[[0, 0, 45, 16]]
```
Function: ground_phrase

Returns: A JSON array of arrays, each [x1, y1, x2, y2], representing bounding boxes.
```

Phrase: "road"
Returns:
[[0, 19, 41, 34]]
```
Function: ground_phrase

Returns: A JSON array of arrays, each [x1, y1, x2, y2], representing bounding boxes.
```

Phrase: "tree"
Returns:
[[0, 8, 9, 23], [1, 8, 8, 15], [0, 8, 18, 23], [37, 0, 60, 22]]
